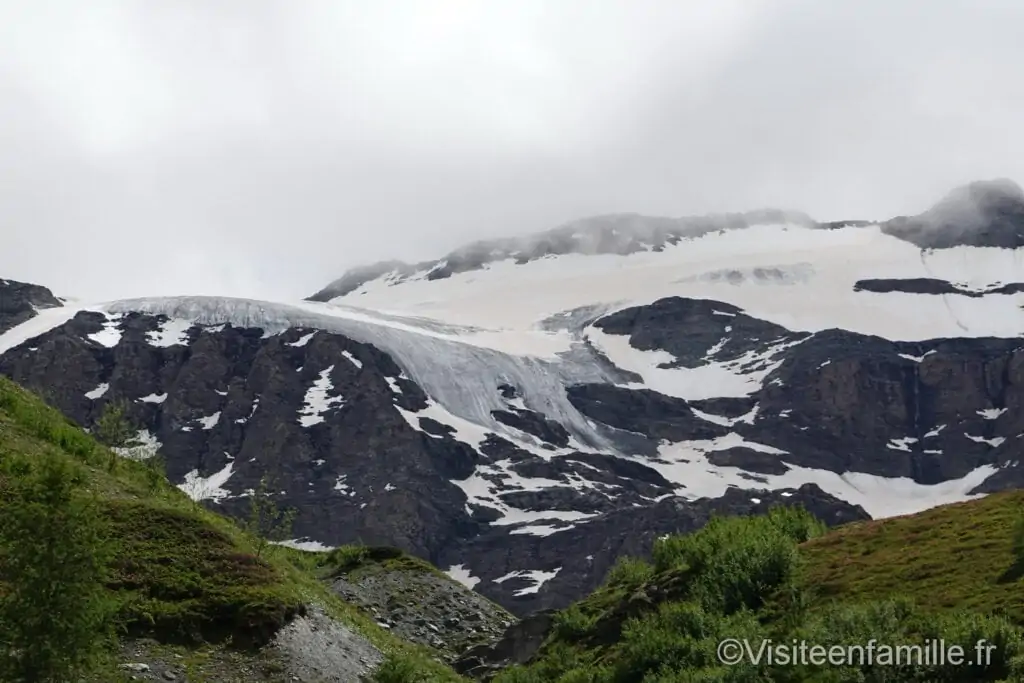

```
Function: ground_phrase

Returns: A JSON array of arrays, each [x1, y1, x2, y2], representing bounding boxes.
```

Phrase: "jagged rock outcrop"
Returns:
[[0, 278, 62, 334], [572, 297, 1024, 488], [854, 278, 1024, 297]]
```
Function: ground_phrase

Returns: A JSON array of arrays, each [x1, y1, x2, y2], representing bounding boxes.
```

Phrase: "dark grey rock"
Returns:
[[0, 278, 63, 334]]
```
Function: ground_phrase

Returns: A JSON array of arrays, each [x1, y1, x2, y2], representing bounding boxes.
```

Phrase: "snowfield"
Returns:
[[329, 222, 1024, 341]]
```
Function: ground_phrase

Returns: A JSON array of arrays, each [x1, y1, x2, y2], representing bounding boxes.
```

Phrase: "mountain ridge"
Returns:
[[309, 178, 1024, 302]]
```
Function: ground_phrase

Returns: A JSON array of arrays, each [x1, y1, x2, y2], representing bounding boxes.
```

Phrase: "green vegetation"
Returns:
[[317, 543, 449, 579], [0, 377, 467, 682], [801, 490, 1024, 622], [0, 448, 116, 682], [495, 503, 1024, 682]]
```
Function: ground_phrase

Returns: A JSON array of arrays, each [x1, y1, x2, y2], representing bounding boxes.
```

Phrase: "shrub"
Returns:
[[604, 556, 655, 590], [652, 512, 807, 615], [369, 650, 466, 683], [614, 603, 764, 683]]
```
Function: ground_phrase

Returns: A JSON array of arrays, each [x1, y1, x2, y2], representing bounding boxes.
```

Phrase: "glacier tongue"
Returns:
[[104, 296, 625, 451]]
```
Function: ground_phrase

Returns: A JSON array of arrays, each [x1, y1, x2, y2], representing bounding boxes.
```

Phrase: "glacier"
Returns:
[[102, 296, 631, 452]]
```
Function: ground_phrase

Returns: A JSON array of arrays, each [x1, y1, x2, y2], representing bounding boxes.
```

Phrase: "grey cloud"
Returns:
[[2, 0, 1023, 301]]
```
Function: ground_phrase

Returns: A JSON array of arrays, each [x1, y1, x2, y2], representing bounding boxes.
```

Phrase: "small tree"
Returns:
[[93, 399, 136, 448], [243, 475, 297, 559], [142, 453, 167, 493], [93, 400, 140, 472], [93, 401, 166, 492], [0, 452, 115, 682]]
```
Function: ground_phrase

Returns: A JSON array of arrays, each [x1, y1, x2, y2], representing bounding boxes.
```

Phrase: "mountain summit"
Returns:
[[882, 178, 1024, 248]]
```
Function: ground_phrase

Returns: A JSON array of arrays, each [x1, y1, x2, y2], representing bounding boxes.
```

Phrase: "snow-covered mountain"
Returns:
[[3, 179, 1024, 614]]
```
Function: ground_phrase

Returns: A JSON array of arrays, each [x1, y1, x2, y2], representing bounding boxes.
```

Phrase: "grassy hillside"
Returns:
[[801, 490, 1024, 623], [493, 498, 1024, 682], [0, 376, 467, 682]]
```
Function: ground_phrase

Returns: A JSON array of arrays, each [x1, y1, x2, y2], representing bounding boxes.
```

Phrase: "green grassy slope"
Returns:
[[801, 490, 1024, 622], [0, 376, 466, 682], [494, 497, 1024, 682]]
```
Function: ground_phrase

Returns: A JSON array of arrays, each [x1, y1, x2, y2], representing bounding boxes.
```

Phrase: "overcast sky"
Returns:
[[2, 0, 1023, 301]]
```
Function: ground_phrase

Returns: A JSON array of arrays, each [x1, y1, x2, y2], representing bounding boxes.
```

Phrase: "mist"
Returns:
[[2, 0, 1024, 302]]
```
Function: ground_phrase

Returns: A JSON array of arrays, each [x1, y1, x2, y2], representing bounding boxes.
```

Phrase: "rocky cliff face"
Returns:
[[0, 303, 868, 616], [581, 297, 1024, 488], [3, 288, 1019, 614], [0, 278, 63, 334]]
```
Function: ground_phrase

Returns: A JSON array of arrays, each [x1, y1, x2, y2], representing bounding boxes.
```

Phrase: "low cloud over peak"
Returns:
[[3, 1, 1024, 301]]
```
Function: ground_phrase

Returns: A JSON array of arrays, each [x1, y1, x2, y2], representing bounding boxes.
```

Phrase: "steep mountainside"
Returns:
[[3, 179, 1024, 617]]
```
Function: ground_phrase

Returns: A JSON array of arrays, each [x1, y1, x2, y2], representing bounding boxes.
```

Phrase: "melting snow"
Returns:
[[334, 475, 355, 496], [978, 408, 1007, 420], [395, 399, 493, 451], [272, 538, 335, 552], [147, 318, 193, 347], [445, 564, 481, 590], [587, 327, 799, 401], [692, 405, 759, 427], [84, 383, 109, 400], [178, 459, 235, 502], [966, 434, 1006, 448], [236, 398, 259, 424], [287, 331, 316, 347], [643, 435, 996, 519], [342, 350, 363, 368], [197, 411, 221, 430], [87, 314, 124, 347], [887, 437, 919, 452], [298, 366, 345, 426], [898, 350, 937, 363], [138, 392, 168, 404], [493, 568, 561, 596]]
